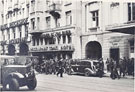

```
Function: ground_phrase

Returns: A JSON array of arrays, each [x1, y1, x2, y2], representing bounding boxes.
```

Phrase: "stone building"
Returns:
[[0, 0, 134, 63], [81, 1, 134, 62], [0, 0, 30, 55], [28, 0, 82, 61]]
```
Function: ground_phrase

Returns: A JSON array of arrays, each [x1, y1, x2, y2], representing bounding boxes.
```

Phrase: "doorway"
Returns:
[[110, 48, 119, 63]]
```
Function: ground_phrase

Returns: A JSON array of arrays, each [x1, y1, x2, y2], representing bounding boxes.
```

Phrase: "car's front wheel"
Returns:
[[9, 78, 19, 91], [27, 77, 37, 90]]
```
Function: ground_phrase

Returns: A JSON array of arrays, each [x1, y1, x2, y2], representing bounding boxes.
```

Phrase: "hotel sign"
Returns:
[[30, 44, 74, 52], [0, 18, 28, 30]]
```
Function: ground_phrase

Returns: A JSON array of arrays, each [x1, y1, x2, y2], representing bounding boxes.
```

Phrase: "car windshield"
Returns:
[[0, 56, 38, 66]]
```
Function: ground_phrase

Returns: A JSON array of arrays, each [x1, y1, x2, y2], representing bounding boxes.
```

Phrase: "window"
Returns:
[[31, 18, 35, 30], [37, 38, 39, 45], [63, 35, 66, 44], [19, 26, 22, 38], [2, 31, 5, 40], [46, 16, 51, 28], [40, 38, 43, 45], [33, 38, 35, 46], [31, 0, 35, 12], [68, 35, 71, 43], [13, 28, 15, 39], [22, 8, 24, 17], [37, 17, 40, 29], [91, 10, 99, 27], [130, 40, 134, 53], [128, 3, 135, 21], [7, 30, 10, 39], [66, 11, 72, 25], [25, 25, 28, 37], [45, 38, 47, 45]]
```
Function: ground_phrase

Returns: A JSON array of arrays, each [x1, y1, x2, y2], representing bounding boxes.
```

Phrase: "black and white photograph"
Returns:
[[0, 0, 134, 92]]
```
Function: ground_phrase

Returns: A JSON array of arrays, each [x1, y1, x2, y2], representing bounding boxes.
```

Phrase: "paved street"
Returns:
[[10, 73, 134, 92]]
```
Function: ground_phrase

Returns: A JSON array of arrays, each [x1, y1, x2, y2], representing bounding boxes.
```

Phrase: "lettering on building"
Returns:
[[30, 45, 74, 52]]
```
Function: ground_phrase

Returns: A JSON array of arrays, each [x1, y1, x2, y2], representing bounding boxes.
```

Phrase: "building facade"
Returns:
[[81, 1, 134, 62], [0, 0, 30, 55], [0, 0, 134, 63], [28, 0, 82, 61]]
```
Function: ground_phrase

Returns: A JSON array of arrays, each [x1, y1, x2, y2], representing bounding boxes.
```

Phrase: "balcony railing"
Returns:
[[1, 24, 9, 30], [49, 3, 61, 12], [8, 6, 12, 13], [14, 3, 19, 11], [48, 3, 61, 18], [88, 27, 100, 33]]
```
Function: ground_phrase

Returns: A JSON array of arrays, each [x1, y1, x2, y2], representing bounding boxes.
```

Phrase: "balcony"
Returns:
[[14, 3, 19, 11], [8, 6, 12, 13], [88, 27, 100, 33], [1, 24, 9, 30], [48, 3, 61, 19]]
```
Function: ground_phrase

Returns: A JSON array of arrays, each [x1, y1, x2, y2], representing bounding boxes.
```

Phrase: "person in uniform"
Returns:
[[57, 59, 64, 77]]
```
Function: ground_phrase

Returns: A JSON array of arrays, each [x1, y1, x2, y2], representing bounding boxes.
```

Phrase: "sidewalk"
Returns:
[[104, 70, 134, 79]]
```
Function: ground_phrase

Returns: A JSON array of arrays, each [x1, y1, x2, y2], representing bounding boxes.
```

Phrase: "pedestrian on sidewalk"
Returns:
[[57, 59, 64, 77]]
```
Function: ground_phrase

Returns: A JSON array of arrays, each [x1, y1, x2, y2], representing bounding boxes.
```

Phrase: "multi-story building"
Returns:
[[0, 0, 30, 55], [29, 0, 82, 61], [81, 1, 134, 62], [0, 0, 134, 63]]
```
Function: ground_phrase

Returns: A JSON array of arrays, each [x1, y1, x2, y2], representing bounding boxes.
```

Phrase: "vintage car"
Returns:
[[67, 59, 104, 77], [0, 55, 38, 91]]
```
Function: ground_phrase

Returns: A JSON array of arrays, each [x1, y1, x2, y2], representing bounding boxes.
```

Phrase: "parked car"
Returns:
[[67, 59, 104, 77], [0, 55, 38, 91]]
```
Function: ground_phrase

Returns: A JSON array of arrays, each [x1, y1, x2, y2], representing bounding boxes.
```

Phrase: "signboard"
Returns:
[[30, 44, 74, 52]]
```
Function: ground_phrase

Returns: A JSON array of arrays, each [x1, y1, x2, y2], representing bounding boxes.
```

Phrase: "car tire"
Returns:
[[85, 71, 90, 77], [27, 77, 37, 90], [9, 78, 19, 91]]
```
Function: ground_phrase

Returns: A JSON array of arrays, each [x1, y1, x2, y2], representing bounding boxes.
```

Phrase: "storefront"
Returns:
[[29, 29, 76, 63], [106, 21, 135, 59]]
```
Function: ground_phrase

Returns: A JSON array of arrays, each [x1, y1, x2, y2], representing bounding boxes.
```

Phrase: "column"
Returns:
[[55, 36, 58, 44], [60, 35, 63, 44], [15, 27, 19, 38], [9, 28, 13, 39], [39, 38, 41, 45], [43, 37, 45, 45], [22, 25, 25, 38], [15, 44, 19, 55], [65, 35, 68, 44], [4, 29, 8, 40]]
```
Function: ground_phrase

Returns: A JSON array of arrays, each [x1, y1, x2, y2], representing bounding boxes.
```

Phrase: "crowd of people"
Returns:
[[106, 57, 134, 79], [35, 59, 71, 77], [35, 57, 134, 79]]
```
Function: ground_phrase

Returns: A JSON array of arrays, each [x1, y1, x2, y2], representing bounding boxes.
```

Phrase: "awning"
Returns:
[[29, 29, 44, 36], [106, 21, 135, 34]]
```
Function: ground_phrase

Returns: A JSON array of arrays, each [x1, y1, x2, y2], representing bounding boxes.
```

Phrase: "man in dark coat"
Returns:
[[57, 59, 64, 77]]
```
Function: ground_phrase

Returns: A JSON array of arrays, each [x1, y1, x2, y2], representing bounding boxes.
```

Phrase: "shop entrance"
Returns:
[[19, 43, 29, 55], [85, 41, 102, 59], [110, 48, 119, 63], [8, 44, 15, 55]]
